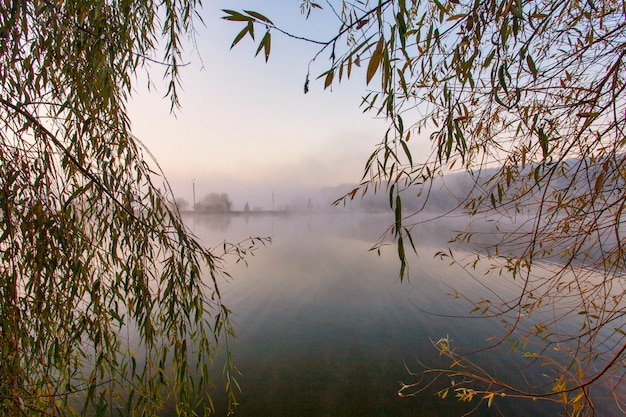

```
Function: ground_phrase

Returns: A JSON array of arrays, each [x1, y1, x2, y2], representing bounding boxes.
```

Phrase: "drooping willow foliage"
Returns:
[[0, 1, 257, 416], [227, 0, 626, 414]]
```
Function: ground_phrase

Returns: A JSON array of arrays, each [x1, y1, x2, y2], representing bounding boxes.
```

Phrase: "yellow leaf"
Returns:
[[483, 392, 495, 407], [577, 111, 599, 118], [347, 55, 353, 78], [366, 38, 384, 85], [446, 13, 467, 21], [570, 391, 584, 404], [356, 18, 370, 29], [324, 70, 334, 89], [594, 171, 605, 193]]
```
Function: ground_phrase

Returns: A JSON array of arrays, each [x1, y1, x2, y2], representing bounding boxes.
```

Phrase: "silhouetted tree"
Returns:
[[0, 2, 261, 416], [196, 193, 233, 212]]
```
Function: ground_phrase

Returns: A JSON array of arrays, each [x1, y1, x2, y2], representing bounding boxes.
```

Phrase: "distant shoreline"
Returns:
[[180, 210, 294, 216], [179, 209, 390, 216]]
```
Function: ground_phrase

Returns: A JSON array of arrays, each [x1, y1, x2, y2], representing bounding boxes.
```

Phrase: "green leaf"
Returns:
[[222, 9, 252, 22], [396, 11, 407, 37], [483, 50, 496, 68], [247, 20, 255, 40], [254, 31, 271, 62], [230, 26, 250, 49], [395, 193, 402, 235], [244, 10, 274, 24], [498, 64, 508, 93], [538, 128, 549, 158], [526, 55, 537, 77], [398, 235, 407, 279], [259, 31, 271, 61], [433, 0, 447, 14], [446, 13, 467, 21], [401, 139, 413, 167], [397, 114, 404, 134]]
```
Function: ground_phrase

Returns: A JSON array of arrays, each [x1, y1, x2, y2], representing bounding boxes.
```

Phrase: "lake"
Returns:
[[183, 211, 620, 417]]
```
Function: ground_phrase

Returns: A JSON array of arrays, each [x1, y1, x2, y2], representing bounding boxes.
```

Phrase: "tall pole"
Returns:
[[192, 178, 196, 211]]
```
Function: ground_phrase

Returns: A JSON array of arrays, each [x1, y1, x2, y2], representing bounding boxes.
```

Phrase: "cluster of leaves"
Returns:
[[225, 0, 626, 415], [0, 1, 262, 416], [223, 9, 274, 62]]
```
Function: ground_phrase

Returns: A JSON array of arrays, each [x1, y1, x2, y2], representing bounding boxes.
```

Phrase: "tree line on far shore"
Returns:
[[176, 192, 232, 212]]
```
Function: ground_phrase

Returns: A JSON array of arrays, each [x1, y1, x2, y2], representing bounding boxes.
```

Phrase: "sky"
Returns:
[[127, 1, 400, 210]]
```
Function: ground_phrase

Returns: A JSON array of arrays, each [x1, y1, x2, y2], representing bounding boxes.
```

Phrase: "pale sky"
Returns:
[[127, 1, 408, 209]]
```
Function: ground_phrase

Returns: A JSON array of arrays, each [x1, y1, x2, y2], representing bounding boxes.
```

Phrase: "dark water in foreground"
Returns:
[[183, 212, 619, 417]]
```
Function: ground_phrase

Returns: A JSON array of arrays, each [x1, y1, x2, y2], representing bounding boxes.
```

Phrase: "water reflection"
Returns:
[[184, 212, 604, 417]]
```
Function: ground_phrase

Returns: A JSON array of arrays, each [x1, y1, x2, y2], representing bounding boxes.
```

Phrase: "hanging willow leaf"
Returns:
[[324, 69, 334, 89], [231, 25, 251, 49], [255, 31, 271, 62], [367, 37, 384, 85], [244, 10, 274, 24], [526, 54, 537, 77], [1, 3, 266, 416], [222, 9, 252, 22], [538, 128, 549, 158]]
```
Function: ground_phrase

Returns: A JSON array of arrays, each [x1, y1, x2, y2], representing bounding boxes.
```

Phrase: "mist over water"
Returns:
[[180, 212, 616, 417]]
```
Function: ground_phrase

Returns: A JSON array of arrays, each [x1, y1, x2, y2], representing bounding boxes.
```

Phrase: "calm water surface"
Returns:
[[184, 212, 614, 417]]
